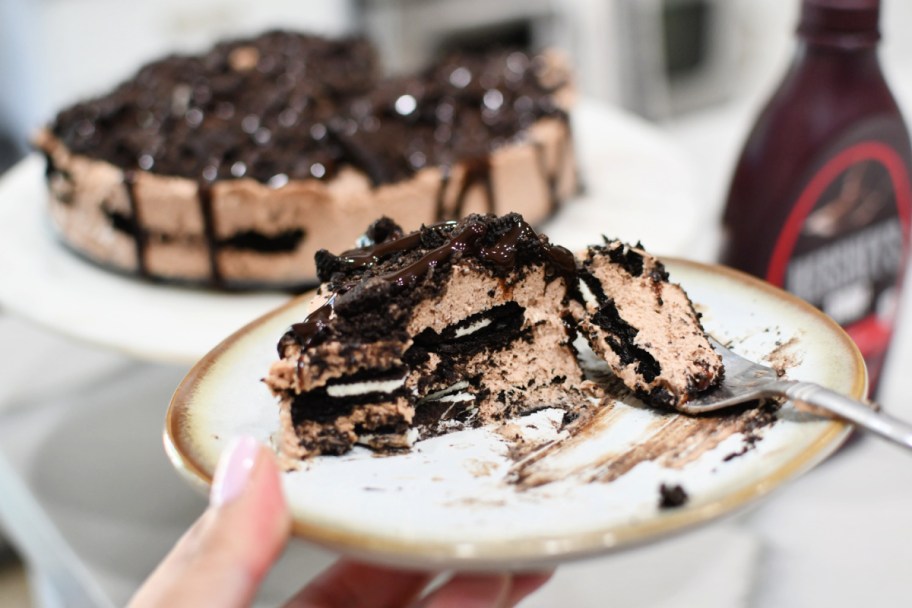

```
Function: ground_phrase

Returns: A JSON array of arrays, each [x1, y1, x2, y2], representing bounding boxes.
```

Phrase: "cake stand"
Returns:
[[0, 100, 701, 366]]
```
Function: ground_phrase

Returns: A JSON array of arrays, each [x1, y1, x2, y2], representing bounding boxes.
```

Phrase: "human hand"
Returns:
[[129, 437, 551, 607]]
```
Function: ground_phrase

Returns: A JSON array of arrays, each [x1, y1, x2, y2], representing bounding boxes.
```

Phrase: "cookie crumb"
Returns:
[[658, 483, 689, 509]]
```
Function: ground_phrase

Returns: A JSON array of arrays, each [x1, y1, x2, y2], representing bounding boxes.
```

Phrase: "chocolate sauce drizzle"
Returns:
[[122, 171, 148, 278], [451, 158, 495, 219], [43, 152, 75, 206], [289, 214, 578, 351], [535, 127, 571, 217], [434, 168, 452, 222], [42, 151, 55, 180], [433, 114, 573, 222], [285, 296, 335, 354], [335, 230, 428, 271], [197, 181, 222, 286]]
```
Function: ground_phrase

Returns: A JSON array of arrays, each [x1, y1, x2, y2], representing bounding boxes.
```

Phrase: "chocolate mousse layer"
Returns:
[[37, 30, 578, 290]]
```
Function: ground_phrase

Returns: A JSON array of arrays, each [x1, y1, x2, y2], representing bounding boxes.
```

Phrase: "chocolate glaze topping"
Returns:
[[283, 213, 577, 354], [286, 296, 335, 354], [49, 30, 569, 188], [322, 213, 575, 285]]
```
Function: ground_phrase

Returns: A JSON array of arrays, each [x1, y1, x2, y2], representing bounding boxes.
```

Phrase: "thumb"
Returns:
[[129, 436, 291, 608]]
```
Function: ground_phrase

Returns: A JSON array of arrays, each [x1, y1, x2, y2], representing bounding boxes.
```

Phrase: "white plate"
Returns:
[[0, 101, 698, 365], [165, 259, 865, 571]]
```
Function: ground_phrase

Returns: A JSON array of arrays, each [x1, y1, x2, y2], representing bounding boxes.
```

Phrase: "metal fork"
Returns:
[[677, 337, 912, 451]]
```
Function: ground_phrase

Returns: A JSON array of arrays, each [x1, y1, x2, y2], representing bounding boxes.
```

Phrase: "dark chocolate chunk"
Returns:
[[364, 217, 404, 246], [658, 483, 689, 509]]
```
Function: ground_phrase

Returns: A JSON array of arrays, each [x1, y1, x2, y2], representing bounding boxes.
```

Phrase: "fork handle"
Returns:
[[781, 381, 912, 451]]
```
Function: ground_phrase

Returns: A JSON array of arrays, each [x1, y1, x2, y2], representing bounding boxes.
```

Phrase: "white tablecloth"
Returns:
[[3, 92, 912, 607]]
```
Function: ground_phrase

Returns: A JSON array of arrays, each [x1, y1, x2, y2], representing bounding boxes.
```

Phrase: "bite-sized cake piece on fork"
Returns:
[[577, 240, 723, 409]]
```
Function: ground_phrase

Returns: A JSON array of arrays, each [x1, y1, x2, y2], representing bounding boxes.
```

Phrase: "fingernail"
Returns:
[[210, 436, 261, 507]]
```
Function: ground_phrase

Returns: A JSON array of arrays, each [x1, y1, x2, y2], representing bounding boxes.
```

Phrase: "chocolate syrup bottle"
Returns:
[[720, 0, 912, 395]]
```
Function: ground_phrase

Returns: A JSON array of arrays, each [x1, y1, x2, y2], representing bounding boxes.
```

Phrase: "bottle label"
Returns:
[[767, 141, 912, 390]]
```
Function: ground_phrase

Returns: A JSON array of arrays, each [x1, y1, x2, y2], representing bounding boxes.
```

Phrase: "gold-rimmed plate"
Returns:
[[165, 259, 865, 570]]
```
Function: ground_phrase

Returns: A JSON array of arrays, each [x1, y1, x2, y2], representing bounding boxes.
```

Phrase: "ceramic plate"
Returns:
[[0, 101, 697, 365], [165, 259, 865, 571]]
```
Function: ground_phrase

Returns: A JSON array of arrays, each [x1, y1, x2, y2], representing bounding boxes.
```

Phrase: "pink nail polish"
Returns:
[[210, 435, 261, 507]]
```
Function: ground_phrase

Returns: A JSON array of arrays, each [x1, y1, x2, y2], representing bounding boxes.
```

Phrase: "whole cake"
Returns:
[[36, 31, 577, 290], [265, 213, 723, 459]]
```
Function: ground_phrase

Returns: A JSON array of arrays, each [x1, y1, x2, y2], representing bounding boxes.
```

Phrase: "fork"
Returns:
[[677, 336, 912, 451]]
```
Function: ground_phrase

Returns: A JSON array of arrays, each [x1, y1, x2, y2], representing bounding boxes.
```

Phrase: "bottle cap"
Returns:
[[799, 0, 881, 47]]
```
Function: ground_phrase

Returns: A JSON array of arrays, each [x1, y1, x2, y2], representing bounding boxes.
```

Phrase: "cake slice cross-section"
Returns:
[[265, 213, 597, 458], [265, 215, 724, 460]]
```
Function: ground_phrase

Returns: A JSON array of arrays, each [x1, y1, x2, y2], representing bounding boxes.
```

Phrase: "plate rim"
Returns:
[[164, 258, 866, 569]]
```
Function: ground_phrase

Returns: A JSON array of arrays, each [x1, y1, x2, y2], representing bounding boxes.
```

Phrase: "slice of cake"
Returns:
[[265, 214, 723, 459], [36, 31, 578, 290], [577, 240, 724, 409], [265, 213, 596, 457]]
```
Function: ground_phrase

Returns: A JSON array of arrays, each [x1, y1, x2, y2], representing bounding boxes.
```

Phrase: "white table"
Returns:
[[2, 99, 912, 607], [3, 309, 912, 608]]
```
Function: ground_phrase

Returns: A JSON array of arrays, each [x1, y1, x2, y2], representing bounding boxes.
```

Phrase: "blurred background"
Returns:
[[2, 1, 912, 606], [0, 0, 807, 169], [4, 0, 912, 215]]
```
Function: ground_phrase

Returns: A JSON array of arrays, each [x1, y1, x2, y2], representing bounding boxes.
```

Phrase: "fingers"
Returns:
[[503, 572, 554, 606], [418, 574, 511, 608], [418, 571, 553, 608], [128, 437, 292, 608], [284, 560, 432, 608], [286, 563, 552, 608], [129, 434, 552, 608]]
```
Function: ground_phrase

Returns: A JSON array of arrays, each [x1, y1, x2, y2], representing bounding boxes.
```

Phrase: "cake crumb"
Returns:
[[658, 483, 689, 509]]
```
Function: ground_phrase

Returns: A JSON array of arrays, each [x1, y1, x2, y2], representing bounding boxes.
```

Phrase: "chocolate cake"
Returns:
[[36, 31, 577, 289], [265, 214, 723, 459]]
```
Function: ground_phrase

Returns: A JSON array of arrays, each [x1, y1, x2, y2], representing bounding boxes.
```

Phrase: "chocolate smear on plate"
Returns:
[[502, 367, 782, 490]]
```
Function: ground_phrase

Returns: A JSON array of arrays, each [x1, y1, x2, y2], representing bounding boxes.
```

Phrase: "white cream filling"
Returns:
[[420, 381, 470, 402], [433, 392, 475, 403], [326, 376, 406, 398], [453, 317, 493, 338], [436, 415, 476, 430], [579, 278, 598, 308]]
